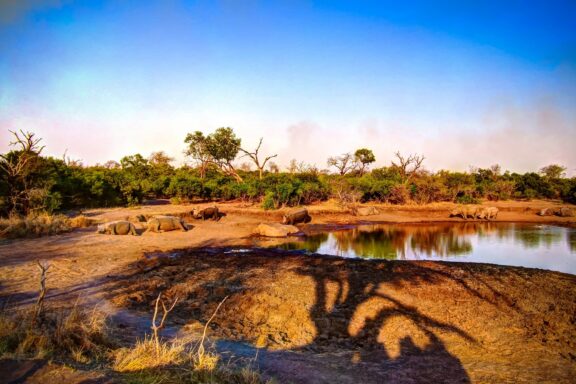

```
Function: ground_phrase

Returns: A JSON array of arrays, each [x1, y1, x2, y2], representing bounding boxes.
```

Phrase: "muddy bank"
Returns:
[[110, 248, 576, 383]]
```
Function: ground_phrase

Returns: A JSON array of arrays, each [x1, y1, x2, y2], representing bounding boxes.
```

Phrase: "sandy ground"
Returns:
[[0, 199, 575, 383]]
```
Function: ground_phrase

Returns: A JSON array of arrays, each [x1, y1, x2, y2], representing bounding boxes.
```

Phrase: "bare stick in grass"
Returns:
[[33, 260, 50, 325], [151, 292, 179, 353], [198, 295, 229, 358]]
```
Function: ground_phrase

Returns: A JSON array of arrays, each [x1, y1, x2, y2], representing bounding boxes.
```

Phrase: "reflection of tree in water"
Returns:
[[299, 224, 474, 259], [333, 227, 404, 259], [513, 226, 562, 249], [278, 233, 329, 253], [283, 223, 571, 261], [568, 230, 576, 253], [410, 226, 472, 257]]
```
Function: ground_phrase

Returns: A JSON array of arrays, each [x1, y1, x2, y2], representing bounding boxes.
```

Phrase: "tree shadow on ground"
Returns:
[[93, 247, 506, 382]]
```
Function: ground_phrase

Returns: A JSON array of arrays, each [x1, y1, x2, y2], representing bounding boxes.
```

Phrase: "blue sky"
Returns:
[[1, 1, 575, 174]]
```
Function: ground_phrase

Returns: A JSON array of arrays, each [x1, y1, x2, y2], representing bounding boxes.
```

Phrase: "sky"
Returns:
[[1, 0, 575, 174]]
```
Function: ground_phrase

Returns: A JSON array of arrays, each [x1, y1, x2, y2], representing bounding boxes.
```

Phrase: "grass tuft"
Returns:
[[113, 336, 185, 372], [0, 213, 71, 239], [0, 303, 112, 362], [69, 215, 97, 228]]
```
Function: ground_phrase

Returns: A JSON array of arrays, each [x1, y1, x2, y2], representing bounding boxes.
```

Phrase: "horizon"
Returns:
[[1, 1, 575, 175]]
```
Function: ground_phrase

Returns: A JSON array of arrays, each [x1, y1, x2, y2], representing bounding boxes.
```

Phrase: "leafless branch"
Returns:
[[151, 292, 179, 353]]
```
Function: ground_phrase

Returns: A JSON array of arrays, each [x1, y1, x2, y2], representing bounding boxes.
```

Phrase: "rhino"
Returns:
[[282, 208, 312, 225], [135, 214, 148, 222], [145, 215, 188, 233], [538, 208, 556, 216], [449, 206, 480, 220], [351, 206, 380, 216], [478, 207, 499, 220], [537, 207, 574, 217], [192, 206, 220, 221], [96, 220, 138, 235]]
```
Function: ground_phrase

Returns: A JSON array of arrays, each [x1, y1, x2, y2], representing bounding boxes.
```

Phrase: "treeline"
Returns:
[[1, 129, 575, 217]]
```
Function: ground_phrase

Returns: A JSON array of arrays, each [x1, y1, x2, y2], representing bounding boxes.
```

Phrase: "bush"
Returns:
[[455, 194, 479, 204]]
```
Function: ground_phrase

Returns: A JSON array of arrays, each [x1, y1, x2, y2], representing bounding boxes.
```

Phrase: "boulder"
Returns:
[[255, 223, 301, 237], [558, 207, 574, 217]]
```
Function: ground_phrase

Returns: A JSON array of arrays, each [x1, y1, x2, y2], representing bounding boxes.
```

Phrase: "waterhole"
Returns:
[[266, 223, 576, 274]]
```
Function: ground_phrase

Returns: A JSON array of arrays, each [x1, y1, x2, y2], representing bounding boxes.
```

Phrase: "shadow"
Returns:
[[142, 199, 171, 206], [0, 359, 47, 384], [89, 247, 508, 382]]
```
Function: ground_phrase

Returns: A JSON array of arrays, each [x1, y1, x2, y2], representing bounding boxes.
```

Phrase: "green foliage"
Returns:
[[455, 194, 479, 204], [1, 131, 574, 215], [540, 164, 566, 179]]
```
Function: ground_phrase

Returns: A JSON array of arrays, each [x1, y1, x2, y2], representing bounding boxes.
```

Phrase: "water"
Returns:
[[272, 223, 576, 275]]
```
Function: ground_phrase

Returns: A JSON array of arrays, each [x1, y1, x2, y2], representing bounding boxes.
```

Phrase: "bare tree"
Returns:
[[327, 153, 356, 175], [103, 160, 121, 169], [268, 161, 279, 173], [391, 151, 425, 184], [0, 130, 45, 215], [239, 162, 253, 172], [62, 149, 83, 167], [151, 292, 179, 353], [239, 138, 277, 179], [287, 159, 299, 174]]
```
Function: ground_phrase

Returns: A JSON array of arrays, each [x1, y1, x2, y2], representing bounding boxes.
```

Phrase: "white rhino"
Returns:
[[145, 215, 188, 233], [96, 220, 138, 235]]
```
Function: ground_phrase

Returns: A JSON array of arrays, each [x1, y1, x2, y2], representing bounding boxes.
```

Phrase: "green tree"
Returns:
[[184, 131, 211, 178], [354, 148, 376, 175], [540, 164, 567, 179], [185, 127, 243, 182]]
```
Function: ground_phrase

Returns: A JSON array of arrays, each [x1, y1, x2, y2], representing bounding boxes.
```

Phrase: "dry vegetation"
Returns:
[[0, 303, 111, 362], [0, 263, 271, 384], [0, 213, 72, 239]]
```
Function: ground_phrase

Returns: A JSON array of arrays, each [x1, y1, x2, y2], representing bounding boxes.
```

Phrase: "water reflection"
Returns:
[[271, 223, 576, 274]]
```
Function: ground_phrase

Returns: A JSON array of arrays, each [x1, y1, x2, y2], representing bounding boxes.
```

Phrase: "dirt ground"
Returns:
[[0, 199, 575, 383]]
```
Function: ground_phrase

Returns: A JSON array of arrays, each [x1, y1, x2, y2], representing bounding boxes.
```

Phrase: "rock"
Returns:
[[558, 207, 574, 217], [255, 223, 301, 237]]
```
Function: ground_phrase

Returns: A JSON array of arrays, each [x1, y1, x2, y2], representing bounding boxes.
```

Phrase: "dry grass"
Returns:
[[69, 214, 98, 228], [0, 283, 269, 383], [114, 337, 271, 384], [113, 336, 185, 372], [0, 303, 112, 362], [0, 213, 72, 239]]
